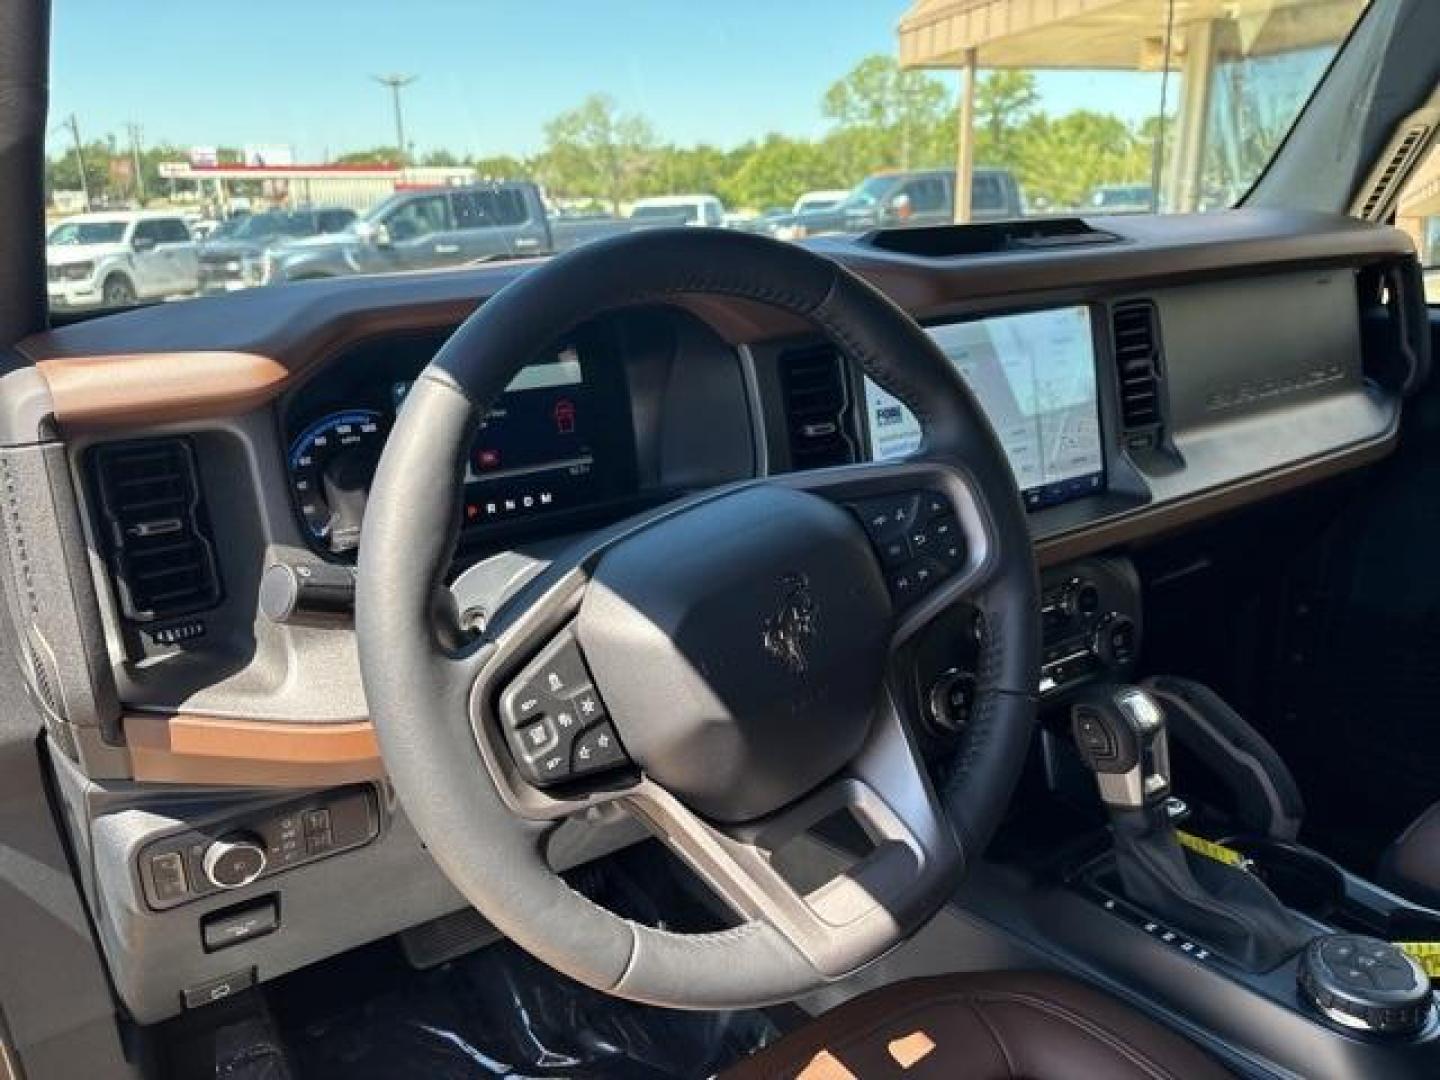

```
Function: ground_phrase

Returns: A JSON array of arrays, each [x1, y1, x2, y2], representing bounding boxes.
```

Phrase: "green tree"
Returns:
[[471, 154, 528, 180], [974, 71, 1039, 167], [536, 94, 655, 213], [335, 147, 402, 165], [1014, 110, 1146, 209], [45, 139, 116, 203], [821, 55, 952, 176], [721, 134, 845, 210], [420, 148, 461, 167]]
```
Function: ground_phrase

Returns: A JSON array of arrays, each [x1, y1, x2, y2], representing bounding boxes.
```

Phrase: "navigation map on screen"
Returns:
[[865, 306, 1105, 509]]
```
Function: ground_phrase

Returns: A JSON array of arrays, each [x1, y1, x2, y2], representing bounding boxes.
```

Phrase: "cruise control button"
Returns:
[[571, 686, 606, 723], [530, 632, 592, 698], [571, 721, 628, 776], [535, 751, 570, 783], [519, 719, 554, 754]]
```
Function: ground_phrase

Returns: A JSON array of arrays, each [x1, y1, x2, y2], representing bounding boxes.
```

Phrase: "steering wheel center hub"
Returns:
[[577, 485, 892, 822]]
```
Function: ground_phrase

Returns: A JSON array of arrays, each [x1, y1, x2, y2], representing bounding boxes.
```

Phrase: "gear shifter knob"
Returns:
[[1071, 685, 1171, 810]]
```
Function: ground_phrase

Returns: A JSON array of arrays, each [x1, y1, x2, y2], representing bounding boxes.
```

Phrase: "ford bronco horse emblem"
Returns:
[[762, 572, 817, 675]]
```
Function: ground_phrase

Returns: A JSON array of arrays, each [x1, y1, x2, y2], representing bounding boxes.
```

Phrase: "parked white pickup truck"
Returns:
[[46, 211, 200, 310]]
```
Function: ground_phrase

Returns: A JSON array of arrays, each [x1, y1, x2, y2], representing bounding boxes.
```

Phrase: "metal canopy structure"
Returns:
[[896, 0, 1369, 219]]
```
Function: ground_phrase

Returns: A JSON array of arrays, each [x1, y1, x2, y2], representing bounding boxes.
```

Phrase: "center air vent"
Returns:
[[1110, 301, 1166, 450], [777, 343, 857, 470], [91, 438, 222, 623]]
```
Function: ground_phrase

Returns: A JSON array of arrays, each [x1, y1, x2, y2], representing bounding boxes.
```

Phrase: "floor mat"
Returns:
[[264, 844, 785, 1078]]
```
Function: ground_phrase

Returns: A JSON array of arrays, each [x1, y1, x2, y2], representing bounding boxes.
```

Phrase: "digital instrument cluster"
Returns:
[[283, 332, 637, 557]]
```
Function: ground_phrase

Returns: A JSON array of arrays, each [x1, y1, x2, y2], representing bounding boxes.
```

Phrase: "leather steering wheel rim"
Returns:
[[356, 229, 1040, 1009]]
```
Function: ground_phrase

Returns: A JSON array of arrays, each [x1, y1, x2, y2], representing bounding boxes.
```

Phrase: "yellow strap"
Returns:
[[1175, 830, 1248, 869], [1395, 942, 1440, 978]]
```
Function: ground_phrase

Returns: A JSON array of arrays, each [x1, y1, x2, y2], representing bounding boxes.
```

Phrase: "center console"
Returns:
[[944, 574, 1440, 1077]]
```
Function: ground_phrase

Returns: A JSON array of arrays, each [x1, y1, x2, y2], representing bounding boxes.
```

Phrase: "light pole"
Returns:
[[64, 114, 91, 211], [372, 74, 417, 165]]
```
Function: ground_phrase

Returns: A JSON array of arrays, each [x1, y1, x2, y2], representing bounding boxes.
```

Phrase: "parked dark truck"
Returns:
[[263, 182, 637, 284], [758, 167, 1023, 239], [197, 207, 356, 293]]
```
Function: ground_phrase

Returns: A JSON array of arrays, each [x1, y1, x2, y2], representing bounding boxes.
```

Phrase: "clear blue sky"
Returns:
[[50, 0, 1161, 161]]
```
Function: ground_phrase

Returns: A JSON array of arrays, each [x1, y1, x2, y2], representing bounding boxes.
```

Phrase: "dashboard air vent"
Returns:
[[91, 438, 222, 623], [1355, 124, 1431, 221], [1110, 301, 1165, 449], [777, 343, 857, 470]]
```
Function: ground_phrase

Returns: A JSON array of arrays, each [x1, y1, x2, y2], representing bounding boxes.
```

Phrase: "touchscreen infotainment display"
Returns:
[[865, 306, 1105, 509]]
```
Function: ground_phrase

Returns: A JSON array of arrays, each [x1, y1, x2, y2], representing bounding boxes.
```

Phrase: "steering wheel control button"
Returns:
[[499, 625, 625, 788], [202, 834, 268, 890], [850, 490, 966, 609], [851, 493, 920, 540], [1299, 935, 1434, 1035], [571, 721, 628, 777], [536, 644, 589, 698]]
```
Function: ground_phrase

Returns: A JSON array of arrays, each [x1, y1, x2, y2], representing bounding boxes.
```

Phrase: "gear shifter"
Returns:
[[1072, 684, 1313, 972], [1071, 685, 1172, 810]]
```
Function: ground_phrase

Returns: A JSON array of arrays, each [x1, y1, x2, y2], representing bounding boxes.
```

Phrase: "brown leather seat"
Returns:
[[725, 971, 1232, 1079]]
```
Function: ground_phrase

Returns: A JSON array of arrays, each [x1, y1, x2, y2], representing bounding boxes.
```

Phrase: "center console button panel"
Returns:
[[1039, 558, 1142, 697], [139, 785, 380, 911]]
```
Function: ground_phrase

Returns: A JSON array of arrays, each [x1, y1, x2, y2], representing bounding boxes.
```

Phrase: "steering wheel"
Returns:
[[356, 229, 1040, 1009]]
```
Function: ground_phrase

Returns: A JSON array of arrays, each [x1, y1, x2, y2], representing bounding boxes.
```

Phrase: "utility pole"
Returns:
[[127, 122, 146, 204], [371, 74, 416, 165], [65, 113, 91, 211]]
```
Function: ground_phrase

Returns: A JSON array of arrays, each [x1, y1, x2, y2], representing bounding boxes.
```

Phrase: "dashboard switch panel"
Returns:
[[1038, 558, 1143, 698], [139, 786, 380, 911], [498, 626, 631, 788]]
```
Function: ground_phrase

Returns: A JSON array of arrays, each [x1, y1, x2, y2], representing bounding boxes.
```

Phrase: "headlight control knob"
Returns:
[[202, 833, 267, 890]]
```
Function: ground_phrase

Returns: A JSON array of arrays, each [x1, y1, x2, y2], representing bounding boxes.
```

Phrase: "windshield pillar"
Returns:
[[954, 48, 978, 224], [1166, 18, 1221, 214]]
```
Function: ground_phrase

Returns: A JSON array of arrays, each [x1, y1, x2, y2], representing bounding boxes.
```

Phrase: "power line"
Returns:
[[371, 74, 417, 165]]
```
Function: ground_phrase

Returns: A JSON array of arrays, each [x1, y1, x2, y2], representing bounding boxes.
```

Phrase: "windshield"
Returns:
[[47, 0, 1373, 311], [47, 220, 126, 246]]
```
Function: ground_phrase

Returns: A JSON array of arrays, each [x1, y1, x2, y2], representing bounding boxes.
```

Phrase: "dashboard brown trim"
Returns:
[[37, 351, 290, 430], [124, 713, 383, 787]]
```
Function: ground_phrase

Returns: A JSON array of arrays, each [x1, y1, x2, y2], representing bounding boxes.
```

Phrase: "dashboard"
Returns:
[[7, 207, 1429, 1025], [282, 303, 1113, 561]]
